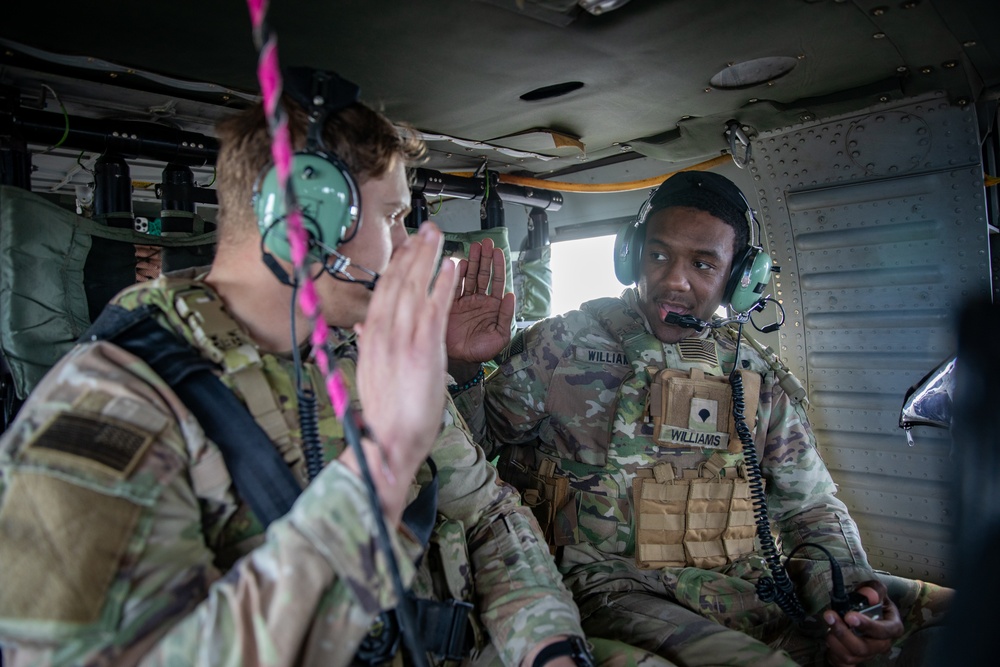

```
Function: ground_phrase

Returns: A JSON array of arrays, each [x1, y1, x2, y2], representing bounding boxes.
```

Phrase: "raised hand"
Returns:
[[446, 238, 516, 379], [346, 222, 457, 523]]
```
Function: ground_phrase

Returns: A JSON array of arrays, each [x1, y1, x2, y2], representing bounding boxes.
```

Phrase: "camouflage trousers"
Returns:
[[571, 573, 950, 667], [468, 637, 678, 667]]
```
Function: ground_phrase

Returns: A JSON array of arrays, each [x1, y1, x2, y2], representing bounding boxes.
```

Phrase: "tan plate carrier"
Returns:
[[634, 368, 762, 569]]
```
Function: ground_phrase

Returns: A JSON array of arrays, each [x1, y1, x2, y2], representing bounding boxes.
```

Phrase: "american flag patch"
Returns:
[[677, 338, 719, 366], [23, 412, 154, 478]]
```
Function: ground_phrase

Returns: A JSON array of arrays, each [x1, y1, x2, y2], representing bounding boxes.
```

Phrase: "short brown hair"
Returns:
[[214, 97, 425, 242]]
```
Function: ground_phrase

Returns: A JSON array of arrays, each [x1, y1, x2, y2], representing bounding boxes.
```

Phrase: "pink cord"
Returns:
[[246, 0, 352, 419]]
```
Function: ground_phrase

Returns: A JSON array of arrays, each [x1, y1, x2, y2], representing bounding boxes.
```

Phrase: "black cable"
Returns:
[[785, 542, 851, 616], [336, 381, 427, 667], [288, 284, 325, 482], [289, 292, 425, 664], [729, 323, 806, 623]]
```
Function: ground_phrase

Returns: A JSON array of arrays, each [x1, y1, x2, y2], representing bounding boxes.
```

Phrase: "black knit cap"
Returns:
[[643, 171, 750, 250]]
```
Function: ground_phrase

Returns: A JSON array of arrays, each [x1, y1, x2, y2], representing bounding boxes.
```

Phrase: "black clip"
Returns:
[[417, 598, 475, 661]]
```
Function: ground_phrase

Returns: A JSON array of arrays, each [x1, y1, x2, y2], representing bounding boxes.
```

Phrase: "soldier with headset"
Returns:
[[448, 171, 951, 666], [0, 69, 672, 667]]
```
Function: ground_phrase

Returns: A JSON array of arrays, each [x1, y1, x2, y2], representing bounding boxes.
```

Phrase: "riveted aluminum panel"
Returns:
[[751, 93, 990, 584]]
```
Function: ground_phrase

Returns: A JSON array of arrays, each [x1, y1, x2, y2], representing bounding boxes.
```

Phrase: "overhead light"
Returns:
[[710, 56, 798, 90], [578, 0, 632, 15], [520, 81, 585, 101]]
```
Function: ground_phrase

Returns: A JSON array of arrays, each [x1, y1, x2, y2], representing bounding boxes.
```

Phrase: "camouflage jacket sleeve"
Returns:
[[452, 319, 565, 461], [423, 398, 582, 667], [0, 341, 424, 667], [754, 363, 875, 613]]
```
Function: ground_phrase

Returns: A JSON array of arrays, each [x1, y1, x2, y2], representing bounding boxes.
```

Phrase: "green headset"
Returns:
[[613, 172, 773, 314], [251, 68, 361, 285]]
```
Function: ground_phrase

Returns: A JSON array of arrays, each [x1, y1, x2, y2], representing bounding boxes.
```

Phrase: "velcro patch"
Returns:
[[574, 347, 628, 365], [0, 472, 141, 630], [23, 412, 155, 479], [656, 424, 730, 450], [677, 337, 719, 367]]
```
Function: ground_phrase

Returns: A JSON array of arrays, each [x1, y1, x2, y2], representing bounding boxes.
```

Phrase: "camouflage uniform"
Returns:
[[0, 273, 673, 667], [454, 289, 948, 667]]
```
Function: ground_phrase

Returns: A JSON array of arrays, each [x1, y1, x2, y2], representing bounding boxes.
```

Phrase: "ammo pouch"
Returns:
[[632, 454, 757, 570], [498, 449, 571, 550], [353, 598, 475, 666], [648, 368, 760, 454]]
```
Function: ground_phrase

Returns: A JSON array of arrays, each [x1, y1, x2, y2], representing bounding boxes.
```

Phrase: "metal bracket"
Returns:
[[726, 119, 753, 169]]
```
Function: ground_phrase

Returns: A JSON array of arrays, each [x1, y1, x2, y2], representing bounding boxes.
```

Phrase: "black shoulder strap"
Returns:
[[84, 305, 301, 527], [83, 304, 440, 542]]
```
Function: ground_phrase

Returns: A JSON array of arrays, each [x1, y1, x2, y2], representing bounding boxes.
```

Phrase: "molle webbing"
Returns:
[[173, 286, 294, 454], [648, 368, 760, 454], [633, 453, 756, 569], [497, 448, 573, 549]]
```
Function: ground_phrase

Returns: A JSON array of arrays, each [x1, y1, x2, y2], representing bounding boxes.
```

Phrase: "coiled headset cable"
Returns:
[[729, 322, 806, 623], [289, 282, 330, 483]]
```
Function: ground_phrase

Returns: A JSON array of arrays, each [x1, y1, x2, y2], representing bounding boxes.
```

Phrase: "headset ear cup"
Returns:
[[260, 214, 325, 263], [725, 246, 773, 313], [253, 153, 358, 264], [614, 222, 642, 285]]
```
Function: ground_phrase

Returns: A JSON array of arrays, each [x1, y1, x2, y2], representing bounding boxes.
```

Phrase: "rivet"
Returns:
[[796, 54, 806, 60], [767, 81, 775, 86], [920, 66, 932, 74], [680, 115, 692, 120], [748, 98, 758, 103], [871, 6, 887, 16], [727, 61, 735, 67], [109, 72, 118, 78], [222, 94, 231, 101], [704, 87, 712, 93], [902, 1, 918, 8], [620, 144, 632, 152], [879, 95, 890, 102], [963, 40, 977, 48], [874, 32, 886, 39], [897, 66, 908, 73], [943, 60, 958, 69]]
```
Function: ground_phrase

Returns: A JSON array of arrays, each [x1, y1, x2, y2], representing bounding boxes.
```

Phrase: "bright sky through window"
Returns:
[[550, 235, 621, 316]]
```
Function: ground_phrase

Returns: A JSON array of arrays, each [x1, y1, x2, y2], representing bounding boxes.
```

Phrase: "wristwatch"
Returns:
[[530, 636, 596, 667]]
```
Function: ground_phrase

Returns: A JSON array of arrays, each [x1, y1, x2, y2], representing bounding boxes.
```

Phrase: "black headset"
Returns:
[[251, 67, 362, 285], [613, 173, 773, 314]]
